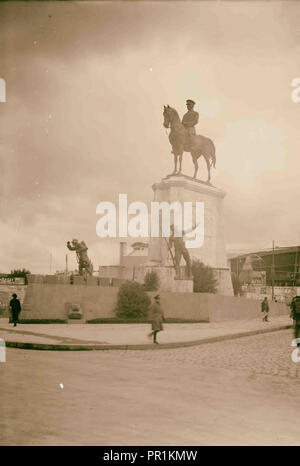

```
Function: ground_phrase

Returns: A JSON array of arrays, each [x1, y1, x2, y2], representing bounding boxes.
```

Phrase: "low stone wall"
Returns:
[[157, 292, 209, 321], [206, 294, 288, 322], [23, 284, 118, 321], [242, 285, 297, 303], [99, 266, 234, 296], [156, 292, 288, 322], [21, 283, 289, 322]]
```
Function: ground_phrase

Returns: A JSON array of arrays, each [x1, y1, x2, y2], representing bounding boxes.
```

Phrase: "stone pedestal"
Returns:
[[147, 174, 233, 296], [134, 265, 193, 293], [86, 276, 98, 286], [73, 276, 85, 285], [173, 279, 193, 293]]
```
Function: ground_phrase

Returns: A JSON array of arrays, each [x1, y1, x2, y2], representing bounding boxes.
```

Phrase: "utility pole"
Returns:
[[271, 240, 275, 301], [294, 246, 299, 287], [50, 252, 52, 275]]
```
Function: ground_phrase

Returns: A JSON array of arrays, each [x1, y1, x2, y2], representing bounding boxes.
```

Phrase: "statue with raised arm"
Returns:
[[66, 239, 93, 276], [168, 225, 193, 279]]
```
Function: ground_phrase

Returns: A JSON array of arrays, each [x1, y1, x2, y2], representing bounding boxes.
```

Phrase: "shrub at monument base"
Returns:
[[231, 272, 242, 296], [192, 259, 218, 293], [115, 281, 151, 319], [143, 270, 159, 291], [10, 268, 31, 285]]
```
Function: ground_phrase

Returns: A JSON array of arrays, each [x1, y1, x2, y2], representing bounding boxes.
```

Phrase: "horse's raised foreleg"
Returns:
[[173, 153, 178, 174]]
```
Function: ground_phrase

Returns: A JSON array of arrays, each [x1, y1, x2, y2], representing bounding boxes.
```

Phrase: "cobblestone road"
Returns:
[[115, 328, 300, 379], [1, 329, 300, 446]]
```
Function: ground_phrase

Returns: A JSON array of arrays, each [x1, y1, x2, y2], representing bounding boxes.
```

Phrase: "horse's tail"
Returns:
[[210, 141, 216, 168]]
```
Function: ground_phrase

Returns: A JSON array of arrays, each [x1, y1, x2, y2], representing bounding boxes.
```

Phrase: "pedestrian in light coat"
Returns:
[[148, 295, 165, 344]]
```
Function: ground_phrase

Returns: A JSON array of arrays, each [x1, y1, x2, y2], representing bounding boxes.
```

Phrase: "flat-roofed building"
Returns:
[[229, 246, 300, 287]]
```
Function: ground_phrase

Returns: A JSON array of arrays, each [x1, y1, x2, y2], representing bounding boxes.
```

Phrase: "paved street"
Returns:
[[1, 329, 300, 446], [0, 315, 292, 348]]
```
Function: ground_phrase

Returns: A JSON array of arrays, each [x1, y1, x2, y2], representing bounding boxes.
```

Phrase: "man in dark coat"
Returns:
[[10, 293, 21, 327], [290, 296, 300, 347], [261, 296, 269, 322], [148, 295, 165, 344]]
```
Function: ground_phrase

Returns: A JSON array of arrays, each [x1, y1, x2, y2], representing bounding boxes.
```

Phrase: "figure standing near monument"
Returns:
[[169, 225, 192, 279], [182, 99, 199, 151], [148, 295, 165, 344], [67, 239, 93, 276], [261, 296, 269, 322], [10, 293, 21, 327], [290, 296, 300, 347]]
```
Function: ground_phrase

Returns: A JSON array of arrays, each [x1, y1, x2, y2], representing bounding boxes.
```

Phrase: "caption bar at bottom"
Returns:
[[102, 450, 198, 462]]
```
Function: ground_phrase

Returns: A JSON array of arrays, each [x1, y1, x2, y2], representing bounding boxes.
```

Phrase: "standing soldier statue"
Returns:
[[168, 224, 193, 280]]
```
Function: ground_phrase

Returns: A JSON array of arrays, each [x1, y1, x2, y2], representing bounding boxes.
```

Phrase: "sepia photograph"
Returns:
[[1, 0, 300, 449]]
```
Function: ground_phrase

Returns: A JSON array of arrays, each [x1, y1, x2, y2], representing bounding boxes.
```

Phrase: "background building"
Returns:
[[99, 241, 149, 281], [229, 246, 300, 287]]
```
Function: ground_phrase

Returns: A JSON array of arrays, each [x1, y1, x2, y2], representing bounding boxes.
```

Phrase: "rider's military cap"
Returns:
[[186, 99, 195, 105]]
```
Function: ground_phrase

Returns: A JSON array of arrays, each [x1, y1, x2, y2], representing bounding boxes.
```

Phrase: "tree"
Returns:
[[231, 272, 242, 296], [115, 281, 151, 319], [192, 259, 218, 293], [10, 268, 31, 285], [143, 270, 159, 291], [238, 255, 253, 285]]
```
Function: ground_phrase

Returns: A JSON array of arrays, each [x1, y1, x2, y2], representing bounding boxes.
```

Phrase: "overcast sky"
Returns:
[[1, 1, 300, 274]]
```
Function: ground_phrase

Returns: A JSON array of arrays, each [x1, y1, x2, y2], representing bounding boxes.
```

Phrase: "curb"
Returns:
[[3, 324, 293, 351]]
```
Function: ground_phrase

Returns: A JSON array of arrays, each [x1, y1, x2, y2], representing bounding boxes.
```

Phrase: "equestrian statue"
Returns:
[[163, 99, 216, 183]]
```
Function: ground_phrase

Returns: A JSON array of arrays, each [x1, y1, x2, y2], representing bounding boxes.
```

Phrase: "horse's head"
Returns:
[[163, 105, 174, 128]]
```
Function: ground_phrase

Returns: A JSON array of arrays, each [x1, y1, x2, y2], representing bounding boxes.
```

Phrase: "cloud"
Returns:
[[1, 1, 300, 272]]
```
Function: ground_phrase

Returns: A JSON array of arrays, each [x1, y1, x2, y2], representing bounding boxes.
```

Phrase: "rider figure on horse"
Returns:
[[182, 99, 199, 152]]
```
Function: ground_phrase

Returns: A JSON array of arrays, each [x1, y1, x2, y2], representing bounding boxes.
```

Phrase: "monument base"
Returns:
[[146, 173, 234, 296], [134, 264, 233, 295], [135, 265, 193, 293], [213, 267, 234, 296], [147, 174, 229, 267], [173, 278, 194, 293]]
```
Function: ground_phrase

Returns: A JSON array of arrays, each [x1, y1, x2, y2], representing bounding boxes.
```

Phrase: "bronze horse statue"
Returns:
[[163, 105, 216, 183]]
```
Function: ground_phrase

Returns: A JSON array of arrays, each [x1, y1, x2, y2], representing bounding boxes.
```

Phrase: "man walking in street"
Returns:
[[261, 296, 269, 322], [9, 293, 21, 327], [148, 295, 165, 344]]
